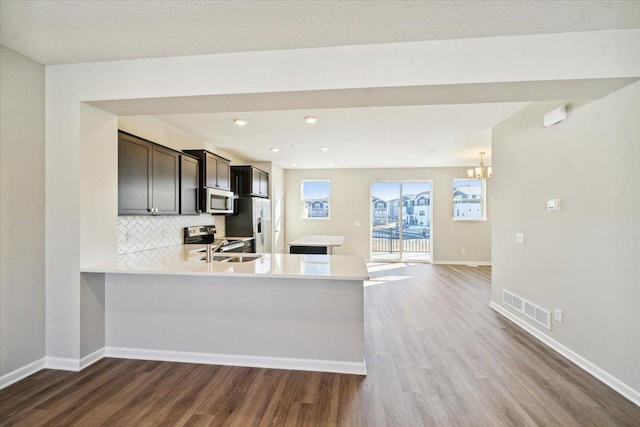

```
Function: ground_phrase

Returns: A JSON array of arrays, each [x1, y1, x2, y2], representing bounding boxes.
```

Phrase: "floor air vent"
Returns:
[[503, 290, 551, 330]]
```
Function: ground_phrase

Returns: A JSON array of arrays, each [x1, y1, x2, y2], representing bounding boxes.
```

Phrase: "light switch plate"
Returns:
[[353, 221, 361, 227], [547, 199, 562, 212], [555, 309, 563, 322], [516, 233, 525, 244]]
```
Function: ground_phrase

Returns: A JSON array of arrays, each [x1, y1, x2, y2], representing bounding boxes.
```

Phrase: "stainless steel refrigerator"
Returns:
[[225, 197, 271, 253]]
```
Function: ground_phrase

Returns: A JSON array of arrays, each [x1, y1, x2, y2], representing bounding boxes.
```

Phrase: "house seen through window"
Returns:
[[453, 179, 485, 220], [301, 180, 330, 219]]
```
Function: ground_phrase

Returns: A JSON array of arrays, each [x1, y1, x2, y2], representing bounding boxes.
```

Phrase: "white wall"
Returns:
[[0, 46, 46, 377], [270, 164, 286, 254], [80, 104, 118, 267], [42, 29, 639, 366], [491, 81, 640, 394], [285, 168, 491, 263]]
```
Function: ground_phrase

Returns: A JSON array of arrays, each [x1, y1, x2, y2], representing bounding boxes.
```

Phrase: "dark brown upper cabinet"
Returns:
[[180, 154, 200, 215], [118, 131, 179, 215], [184, 150, 231, 191], [231, 166, 269, 198]]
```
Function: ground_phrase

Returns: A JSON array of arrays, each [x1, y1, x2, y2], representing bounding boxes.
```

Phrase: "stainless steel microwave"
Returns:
[[205, 187, 235, 214]]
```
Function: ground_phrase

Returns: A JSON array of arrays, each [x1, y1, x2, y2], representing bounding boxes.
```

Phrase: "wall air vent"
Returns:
[[503, 290, 551, 330]]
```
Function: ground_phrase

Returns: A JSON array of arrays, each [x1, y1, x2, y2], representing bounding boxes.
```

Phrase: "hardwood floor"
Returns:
[[1, 264, 638, 426]]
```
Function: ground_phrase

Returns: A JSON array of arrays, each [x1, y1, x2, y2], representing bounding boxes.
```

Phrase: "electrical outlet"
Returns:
[[554, 309, 563, 322], [461, 248, 466, 254], [353, 221, 361, 227]]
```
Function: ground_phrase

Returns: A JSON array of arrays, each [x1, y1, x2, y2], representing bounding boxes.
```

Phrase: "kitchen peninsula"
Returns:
[[81, 247, 368, 375]]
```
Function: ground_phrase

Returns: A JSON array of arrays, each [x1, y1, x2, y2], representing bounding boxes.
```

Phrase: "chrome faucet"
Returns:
[[205, 239, 229, 262]]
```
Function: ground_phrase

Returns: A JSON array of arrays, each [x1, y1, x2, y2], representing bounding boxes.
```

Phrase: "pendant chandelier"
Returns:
[[467, 152, 492, 180]]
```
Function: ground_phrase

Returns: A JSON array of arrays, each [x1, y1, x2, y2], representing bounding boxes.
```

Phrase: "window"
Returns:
[[301, 180, 330, 219], [453, 179, 485, 221]]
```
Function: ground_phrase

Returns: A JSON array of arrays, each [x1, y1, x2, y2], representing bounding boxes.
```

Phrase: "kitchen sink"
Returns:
[[209, 254, 262, 263]]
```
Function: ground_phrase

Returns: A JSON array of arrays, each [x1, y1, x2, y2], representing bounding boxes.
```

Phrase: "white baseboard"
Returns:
[[80, 348, 106, 370], [432, 260, 492, 266], [106, 347, 367, 376], [44, 356, 80, 371], [0, 345, 365, 390], [490, 301, 640, 407], [0, 357, 46, 390]]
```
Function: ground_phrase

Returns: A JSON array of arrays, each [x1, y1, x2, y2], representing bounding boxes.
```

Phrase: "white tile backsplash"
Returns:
[[117, 214, 223, 254]]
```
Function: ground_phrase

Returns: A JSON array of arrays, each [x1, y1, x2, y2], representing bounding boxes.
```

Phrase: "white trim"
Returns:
[[0, 345, 364, 390], [80, 348, 106, 370], [105, 347, 367, 376], [0, 357, 46, 390], [432, 260, 492, 266], [44, 357, 80, 371], [490, 302, 640, 407]]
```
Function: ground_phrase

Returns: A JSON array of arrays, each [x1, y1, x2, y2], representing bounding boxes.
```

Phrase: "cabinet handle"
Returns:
[[147, 208, 152, 213]]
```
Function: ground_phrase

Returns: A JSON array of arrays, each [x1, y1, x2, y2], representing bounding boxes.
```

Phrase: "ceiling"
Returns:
[[2, 1, 639, 65], [3, 1, 639, 169], [154, 103, 529, 169]]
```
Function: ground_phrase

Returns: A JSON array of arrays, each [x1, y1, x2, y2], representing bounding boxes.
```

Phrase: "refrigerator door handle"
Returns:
[[258, 209, 265, 245]]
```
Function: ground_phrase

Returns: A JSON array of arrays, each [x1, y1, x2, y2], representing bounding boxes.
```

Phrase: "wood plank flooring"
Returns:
[[1, 264, 639, 426]]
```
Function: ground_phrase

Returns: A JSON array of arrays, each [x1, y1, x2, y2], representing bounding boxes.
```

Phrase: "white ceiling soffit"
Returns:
[[95, 77, 637, 169], [88, 78, 638, 116], [2, 0, 640, 65]]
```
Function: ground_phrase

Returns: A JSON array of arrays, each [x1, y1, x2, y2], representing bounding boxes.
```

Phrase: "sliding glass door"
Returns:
[[371, 181, 432, 262]]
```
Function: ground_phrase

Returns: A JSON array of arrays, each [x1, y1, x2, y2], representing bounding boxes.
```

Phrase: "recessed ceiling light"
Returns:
[[290, 163, 297, 167], [270, 147, 280, 153], [320, 146, 329, 152], [304, 116, 317, 124], [328, 163, 335, 166], [233, 118, 248, 126]]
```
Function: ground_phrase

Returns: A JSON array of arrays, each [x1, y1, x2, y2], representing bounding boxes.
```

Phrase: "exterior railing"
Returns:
[[371, 225, 430, 253]]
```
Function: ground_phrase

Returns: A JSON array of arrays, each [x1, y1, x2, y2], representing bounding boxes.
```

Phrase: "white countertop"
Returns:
[[81, 245, 368, 281], [288, 235, 346, 247]]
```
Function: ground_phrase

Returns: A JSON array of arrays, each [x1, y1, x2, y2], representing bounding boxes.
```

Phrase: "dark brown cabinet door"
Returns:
[[217, 158, 230, 190], [251, 168, 261, 196], [118, 134, 152, 215], [232, 166, 269, 198], [180, 155, 199, 215], [184, 150, 231, 191], [151, 145, 179, 215], [259, 171, 269, 197], [204, 153, 218, 188], [118, 131, 180, 216]]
